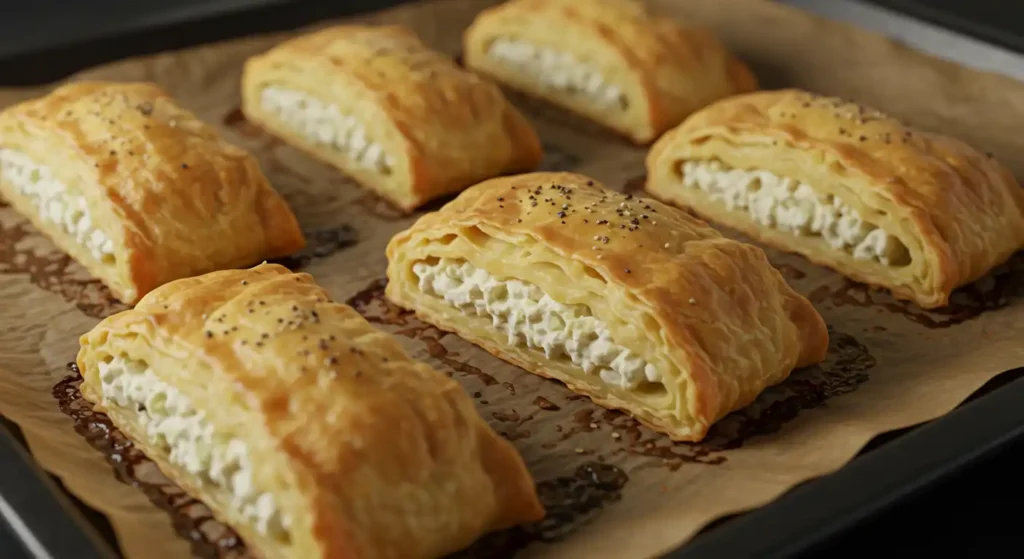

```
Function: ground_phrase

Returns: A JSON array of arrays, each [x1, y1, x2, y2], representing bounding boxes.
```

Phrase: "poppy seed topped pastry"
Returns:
[[0, 81, 305, 304], [76, 263, 544, 559], [462, 0, 758, 144], [242, 24, 544, 213], [385, 172, 828, 442], [645, 89, 1024, 309]]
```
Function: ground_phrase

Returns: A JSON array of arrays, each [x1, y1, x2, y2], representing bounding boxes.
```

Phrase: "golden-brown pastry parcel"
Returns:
[[0, 81, 305, 305], [241, 24, 544, 213], [77, 263, 543, 559], [645, 89, 1024, 309], [462, 0, 758, 145], [385, 172, 828, 442]]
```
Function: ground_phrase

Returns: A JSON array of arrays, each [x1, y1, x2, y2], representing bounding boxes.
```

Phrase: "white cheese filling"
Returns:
[[681, 160, 911, 266], [413, 259, 661, 391], [259, 86, 394, 174], [98, 356, 291, 541], [487, 38, 628, 110], [0, 149, 116, 263]]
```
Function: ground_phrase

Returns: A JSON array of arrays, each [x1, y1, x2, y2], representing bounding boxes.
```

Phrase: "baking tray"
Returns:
[[1, 0, 1023, 557]]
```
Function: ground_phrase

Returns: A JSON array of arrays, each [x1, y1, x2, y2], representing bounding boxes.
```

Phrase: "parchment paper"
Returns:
[[1, 1, 1023, 558]]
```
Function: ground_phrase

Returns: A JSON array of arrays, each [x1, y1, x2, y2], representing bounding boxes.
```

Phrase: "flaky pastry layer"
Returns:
[[0, 81, 305, 304], [242, 24, 543, 213], [463, 0, 758, 144], [386, 172, 828, 442], [646, 89, 1024, 308], [78, 263, 543, 559]]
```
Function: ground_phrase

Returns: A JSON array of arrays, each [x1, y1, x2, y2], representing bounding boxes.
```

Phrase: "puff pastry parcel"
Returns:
[[77, 263, 543, 559], [0, 81, 305, 304], [385, 172, 828, 442], [462, 0, 758, 144], [242, 24, 543, 213], [646, 89, 1024, 309]]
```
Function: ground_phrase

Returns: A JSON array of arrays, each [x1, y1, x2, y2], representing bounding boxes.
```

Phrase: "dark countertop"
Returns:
[[0, 1, 1022, 558]]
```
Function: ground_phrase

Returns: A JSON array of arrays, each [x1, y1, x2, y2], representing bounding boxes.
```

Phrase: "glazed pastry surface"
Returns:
[[385, 172, 828, 442], [77, 263, 543, 559], [242, 24, 543, 213], [0, 81, 305, 304], [646, 88, 1024, 308], [463, 0, 758, 144]]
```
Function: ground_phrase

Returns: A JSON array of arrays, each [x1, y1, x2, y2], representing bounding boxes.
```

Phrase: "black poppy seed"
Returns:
[[258, 301, 265, 306], [327, 357, 338, 365], [557, 211, 566, 218], [255, 341, 264, 347], [261, 333, 270, 339], [248, 309, 254, 314], [561, 220, 566, 224], [205, 330, 213, 338], [181, 163, 189, 169], [241, 280, 248, 285], [583, 219, 589, 223], [277, 318, 284, 323], [625, 268, 631, 273], [597, 219, 608, 225], [311, 310, 319, 318], [517, 218, 522, 223], [497, 197, 504, 201], [319, 340, 329, 350], [586, 180, 594, 186], [499, 205, 504, 209], [859, 135, 867, 141]]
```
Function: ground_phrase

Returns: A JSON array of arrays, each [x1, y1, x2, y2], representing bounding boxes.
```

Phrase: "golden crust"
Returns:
[[77, 263, 543, 559], [385, 172, 827, 442], [645, 88, 1024, 309], [242, 24, 544, 213], [462, 0, 758, 144], [0, 81, 305, 304]]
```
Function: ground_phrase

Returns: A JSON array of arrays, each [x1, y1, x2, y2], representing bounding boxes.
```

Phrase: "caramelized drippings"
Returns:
[[0, 212, 125, 319], [54, 366, 250, 559], [809, 253, 1024, 328], [452, 462, 629, 558], [347, 279, 877, 463], [56, 363, 628, 558]]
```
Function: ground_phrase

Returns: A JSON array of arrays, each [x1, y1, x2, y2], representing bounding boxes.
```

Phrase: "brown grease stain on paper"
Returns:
[[55, 369, 252, 559], [268, 226, 359, 271], [56, 366, 629, 559], [810, 252, 1024, 328], [346, 279, 876, 463], [0, 211, 126, 319]]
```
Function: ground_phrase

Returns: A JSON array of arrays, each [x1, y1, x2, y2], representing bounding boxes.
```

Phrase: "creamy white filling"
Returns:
[[98, 356, 290, 541], [259, 86, 394, 174], [487, 37, 627, 110], [413, 259, 660, 391], [681, 160, 910, 266], [0, 149, 115, 263]]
